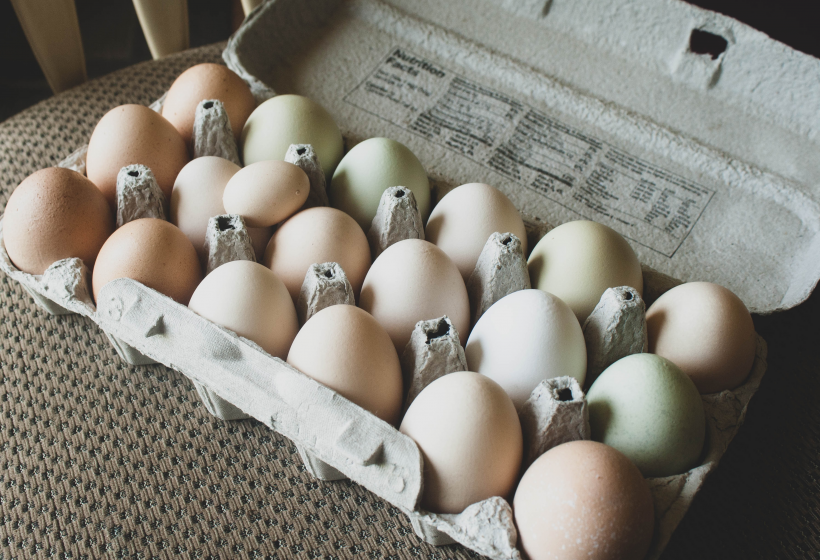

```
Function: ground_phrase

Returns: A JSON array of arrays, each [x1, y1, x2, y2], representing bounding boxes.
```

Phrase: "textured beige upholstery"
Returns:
[[0, 43, 817, 559]]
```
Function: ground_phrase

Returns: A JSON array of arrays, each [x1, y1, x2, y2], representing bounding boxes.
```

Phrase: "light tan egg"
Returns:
[[92, 218, 201, 305], [263, 207, 370, 302], [188, 260, 298, 359], [646, 282, 756, 393], [400, 371, 522, 514], [528, 220, 643, 322], [426, 183, 526, 281], [514, 441, 654, 560], [86, 104, 189, 209], [161, 63, 256, 147], [287, 305, 403, 425], [2, 167, 114, 275], [359, 239, 469, 353], [170, 156, 241, 263], [223, 160, 309, 228]]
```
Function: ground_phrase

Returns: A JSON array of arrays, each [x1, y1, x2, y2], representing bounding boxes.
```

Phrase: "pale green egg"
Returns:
[[587, 353, 705, 477], [329, 137, 430, 230]]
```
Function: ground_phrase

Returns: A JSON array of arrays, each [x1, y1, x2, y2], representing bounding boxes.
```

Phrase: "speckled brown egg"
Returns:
[[646, 282, 756, 393], [514, 441, 654, 560], [263, 207, 370, 302], [92, 218, 201, 305], [161, 63, 256, 148], [86, 104, 189, 209], [2, 167, 114, 275]]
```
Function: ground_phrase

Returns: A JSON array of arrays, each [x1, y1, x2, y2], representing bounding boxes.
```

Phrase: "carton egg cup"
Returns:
[[0, 42, 768, 560]]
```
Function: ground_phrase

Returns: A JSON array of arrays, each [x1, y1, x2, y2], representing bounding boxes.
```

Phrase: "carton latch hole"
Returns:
[[623, 291, 633, 301], [296, 147, 306, 155], [127, 170, 140, 178], [203, 101, 215, 110], [324, 269, 334, 279], [557, 388, 573, 402], [394, 189, 405, 198], [426, 319, 450, 344], [689, 29, 727, 59], [216, 216, 235, 231], [501, 235, 512, 246]]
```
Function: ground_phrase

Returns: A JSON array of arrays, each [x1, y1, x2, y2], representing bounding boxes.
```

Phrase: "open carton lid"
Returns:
[[224, 0, 820, 314]]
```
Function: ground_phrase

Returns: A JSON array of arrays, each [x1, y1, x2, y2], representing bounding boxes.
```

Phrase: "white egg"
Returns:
[[465, 289, 586, 408]]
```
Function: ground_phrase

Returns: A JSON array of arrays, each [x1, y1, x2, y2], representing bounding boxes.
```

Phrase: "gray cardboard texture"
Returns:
[[115, 164, 166, 227], [225, 0, 820, 315], [192, 99, 241, 164], [467, 232, 530, 327], [284, 144, 329, 209], [367, 186, 425, 259]]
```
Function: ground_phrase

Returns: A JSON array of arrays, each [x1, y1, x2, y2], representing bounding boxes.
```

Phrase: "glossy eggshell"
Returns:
[[170, 156, 241, 263], [514, 440, 654, 560], [241, 94, 343, 178], [86, 104, 189, 209], [586, 353, 705, 478], [223, 160, 310, 227], [528, 220, 643, 323], [2, 167, 114, 275], [465, 289, 586, 409], [646, 282, 756, 394], [263, 207, 370, 302], [329, 138, 430, 230], [188, 260, 298, 359], [92, 218, 202, 305], [287, 305, 403, 425], [359, 239, 469, 353], [425, 183, 526, 280], [400, 371, 522, 514], [161, 63, 256, 147]]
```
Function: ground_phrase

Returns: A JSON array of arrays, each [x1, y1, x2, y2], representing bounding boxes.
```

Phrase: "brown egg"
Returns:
[[647, 282, 756, 393], [92, 218, 201, 305], [287, 305, 403, 425], [223, 160, 310, 227], [263, 207, 371, 302], [399, 371, 522, 514], [170, 156, 241, 263], [86, 104, 189, 209], [514, 441, 654, 560], [2, 167, 114, 275], [359, 239, 470, 352], [161, 63, 256, 147]]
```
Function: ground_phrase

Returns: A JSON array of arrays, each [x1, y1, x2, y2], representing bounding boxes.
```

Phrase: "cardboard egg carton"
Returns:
[[5, 0, 819, 554]]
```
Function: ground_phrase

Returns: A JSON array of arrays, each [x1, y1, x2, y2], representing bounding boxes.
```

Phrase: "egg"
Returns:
[[528, 220, 643, 322], [465, 289, 586, 409], [92, 218, 202, 305], [161, 63, 256, 147], [241, 94, 343, 177], [263, 207, 370, 301], [287, 305, 403, 425], [514, 441, 654, 560], [586, 353, 705, 477], [426, 183, 526, 280], [2, 167, 114, 275], [329, 137, 430, 230], [400, 371, 522, 514], [646, 282, 756, 394], [188, 260, 297, 359], [359, 239, 469, 352], [86, 104, 189, 209], [171, 156, 241, 263], [223, 160, 309, 227]]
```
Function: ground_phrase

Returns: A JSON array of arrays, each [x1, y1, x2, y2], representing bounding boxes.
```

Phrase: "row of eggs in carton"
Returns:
[[0, 62, 758, 560]]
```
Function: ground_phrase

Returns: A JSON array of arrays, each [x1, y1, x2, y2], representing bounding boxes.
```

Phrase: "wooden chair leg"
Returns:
[[132, 0, 190, 60], [10, 0, 87, 94]]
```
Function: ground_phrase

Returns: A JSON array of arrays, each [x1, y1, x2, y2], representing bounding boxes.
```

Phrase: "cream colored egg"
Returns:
[[329, 137, 430, 230], [400, 371, 522, 514], [528, 220, 643, 322], [359, 239, 469, 352], [170, 156, 241, 263], [188, 260, 298, 359], [465, 289, 586, 409], [241, 94, 343, 178], [263, 207, 371, 301], [287, 305, 403, 425], [646, 282, 756, 394], [426, 183, 526, 281], [514, 441, 654, 560], [223, 160, 309, 228]]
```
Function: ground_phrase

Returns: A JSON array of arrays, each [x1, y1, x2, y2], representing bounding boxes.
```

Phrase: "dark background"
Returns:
[[1, 0, 818, 124]]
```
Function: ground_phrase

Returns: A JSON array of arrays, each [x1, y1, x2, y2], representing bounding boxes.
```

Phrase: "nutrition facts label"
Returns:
[[344, 47, 715, 257]]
